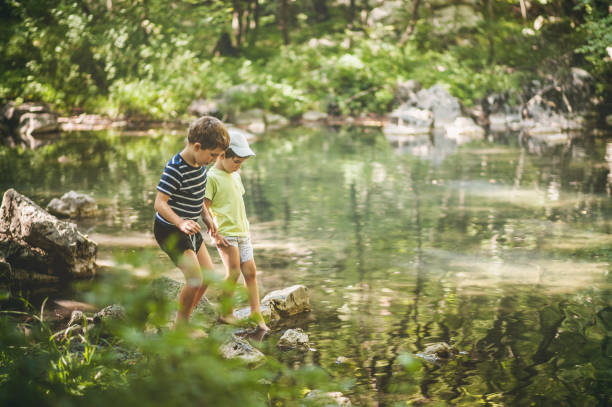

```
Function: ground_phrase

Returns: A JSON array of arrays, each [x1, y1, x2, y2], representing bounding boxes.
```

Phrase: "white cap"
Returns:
[[228, 130, 255, 157]]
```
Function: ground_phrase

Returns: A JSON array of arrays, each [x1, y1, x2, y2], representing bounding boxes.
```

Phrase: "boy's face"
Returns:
[[194, 145, 224, 166], [219, 154, 249, 173]]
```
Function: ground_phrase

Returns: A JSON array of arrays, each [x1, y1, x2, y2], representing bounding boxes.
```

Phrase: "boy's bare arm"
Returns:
[[201, 199, 217, 237], [204, 198, 229, 247], [154, 191, 201, 235]]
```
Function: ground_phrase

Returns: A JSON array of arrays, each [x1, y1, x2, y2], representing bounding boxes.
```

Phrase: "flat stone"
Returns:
[[220, 335, 265, 365], [443, 116, 485, 139], [302, 110, 328, 121]]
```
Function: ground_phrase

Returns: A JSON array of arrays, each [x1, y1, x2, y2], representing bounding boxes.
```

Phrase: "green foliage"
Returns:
[[0, 0, 609, 118], [0, 267, 336, 406], [574, 0, 612, 98]]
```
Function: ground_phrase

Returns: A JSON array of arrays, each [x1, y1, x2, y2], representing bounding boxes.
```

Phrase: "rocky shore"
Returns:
[[2, 67, 607, 151]]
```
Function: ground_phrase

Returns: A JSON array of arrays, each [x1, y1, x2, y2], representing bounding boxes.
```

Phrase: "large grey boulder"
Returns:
[[47, 191, 98, 218], [19, 112, 59, 137], [233, 285, 312, 323], [0, 189, 97, 278], [393, 79, 421, 105], [1, 102, 59, 148], [519, 69, 594, 132], [261, 285, 311, 318], [384, 105, 433, 136], [188, 99, 221, 118], [18, 112, 59, 149], [416, 85, 462, 126]]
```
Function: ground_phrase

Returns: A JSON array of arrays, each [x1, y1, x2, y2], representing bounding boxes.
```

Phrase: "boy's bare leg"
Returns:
[[240, 259, 269, 331], [188, 245, 214, 314], [175, 250, 204, 327], [217, 245, 241, 323]]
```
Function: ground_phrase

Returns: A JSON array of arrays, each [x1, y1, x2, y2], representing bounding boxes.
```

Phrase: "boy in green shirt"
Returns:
[[204, 131, 269, 331]]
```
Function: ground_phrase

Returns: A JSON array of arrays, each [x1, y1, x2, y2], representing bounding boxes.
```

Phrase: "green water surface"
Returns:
[[1, 125, 611, 406]]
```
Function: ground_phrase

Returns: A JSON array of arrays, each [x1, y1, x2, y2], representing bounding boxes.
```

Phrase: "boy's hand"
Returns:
[[178, 219, 201, 235], [215, 234, 230, 248], [202, 216, 218, 238]]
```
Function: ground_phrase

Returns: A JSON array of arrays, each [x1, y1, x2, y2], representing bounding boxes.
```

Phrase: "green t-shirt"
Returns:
[[204, 167, 249, 237]]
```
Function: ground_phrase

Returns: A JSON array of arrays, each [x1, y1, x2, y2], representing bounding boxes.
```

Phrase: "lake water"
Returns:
[[1, 125, 611, 405]]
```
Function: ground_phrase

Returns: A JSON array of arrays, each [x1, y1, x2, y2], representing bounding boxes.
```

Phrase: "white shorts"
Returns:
[[223, 236, 254, 264]]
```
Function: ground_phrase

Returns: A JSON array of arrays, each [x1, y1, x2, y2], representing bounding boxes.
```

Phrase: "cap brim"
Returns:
[[232, 147, 256, 157]]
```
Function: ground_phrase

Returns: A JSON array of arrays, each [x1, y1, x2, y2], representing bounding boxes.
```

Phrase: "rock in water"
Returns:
[[278, 328, 310, 350], [0, 189, 97, 278], [261, 285, 311, 318], [416, 84, 462, 126], [220, 335, 265, 365], [47, 191, 98, 218], [416, 342, 459, 364]]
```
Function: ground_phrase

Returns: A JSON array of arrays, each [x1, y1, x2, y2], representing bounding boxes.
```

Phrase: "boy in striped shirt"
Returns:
[[154, 116, 229, 330]]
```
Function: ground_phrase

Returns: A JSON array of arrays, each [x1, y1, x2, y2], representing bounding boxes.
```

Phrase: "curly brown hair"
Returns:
[[187, 116, 230, 151]]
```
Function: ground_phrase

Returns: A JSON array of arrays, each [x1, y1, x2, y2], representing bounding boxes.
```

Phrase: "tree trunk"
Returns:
[[485, 0, 495, 64], [212, 32, 237, 57], [233, 1, 243, 48], [279, 0, 290, 45], [312, 0, 329, 21], [249, 0, 260, 46], [348, 0, 356, 23], [400, 0, 422, 45]]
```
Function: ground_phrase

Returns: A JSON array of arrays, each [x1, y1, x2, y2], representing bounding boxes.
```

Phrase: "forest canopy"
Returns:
[[1, 0, 610, 119]]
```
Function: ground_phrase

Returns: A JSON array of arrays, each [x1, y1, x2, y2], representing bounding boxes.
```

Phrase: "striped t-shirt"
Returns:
[[155, 153, 207, 224]]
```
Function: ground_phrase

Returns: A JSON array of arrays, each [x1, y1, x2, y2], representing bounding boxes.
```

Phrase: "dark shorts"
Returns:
[[153, 218, 203, 266]]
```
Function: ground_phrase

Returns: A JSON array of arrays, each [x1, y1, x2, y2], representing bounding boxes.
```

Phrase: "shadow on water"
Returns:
[[1, 125, 611, 405]]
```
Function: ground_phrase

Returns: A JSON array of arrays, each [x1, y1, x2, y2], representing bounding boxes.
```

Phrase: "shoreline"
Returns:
[[57, 113, 387, 133]]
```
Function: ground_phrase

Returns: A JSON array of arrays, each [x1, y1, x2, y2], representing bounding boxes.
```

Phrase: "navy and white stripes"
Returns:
[[155, 153, 207, 224]]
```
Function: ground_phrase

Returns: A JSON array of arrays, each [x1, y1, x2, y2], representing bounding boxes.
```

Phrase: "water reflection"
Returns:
[[1, 126, 610, 406], [384, 129, 483, 166]]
